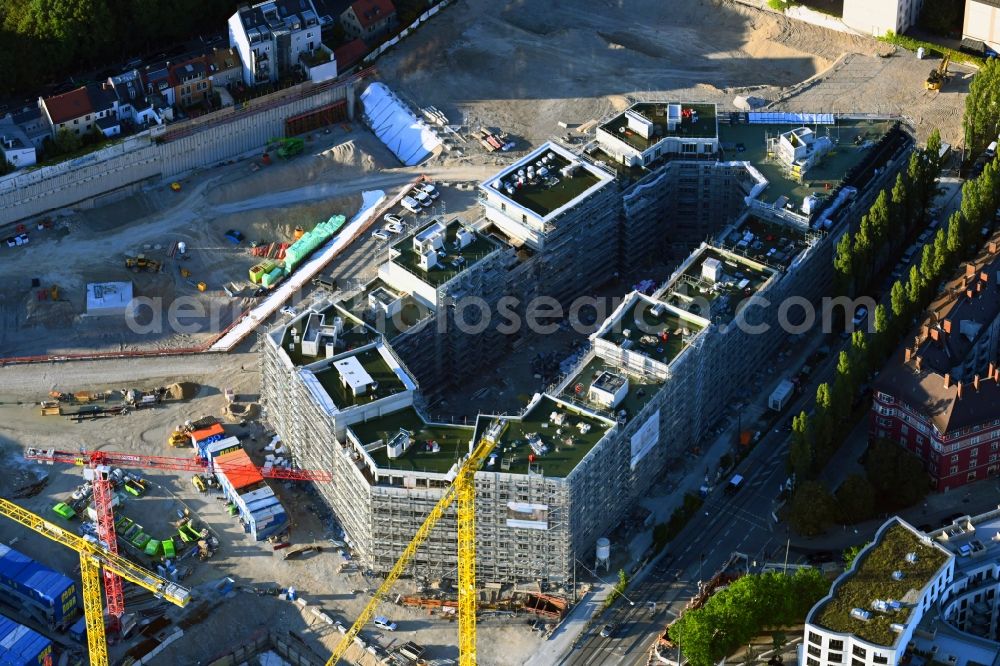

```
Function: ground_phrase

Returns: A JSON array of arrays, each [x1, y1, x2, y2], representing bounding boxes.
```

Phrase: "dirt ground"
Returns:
[[378, 0, 966, 148]]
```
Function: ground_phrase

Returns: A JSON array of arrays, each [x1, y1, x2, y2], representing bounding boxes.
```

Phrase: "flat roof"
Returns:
[[312, 347, 406, 408], [560, 356, 665, 423], [599, 103, 718, 151], [475, 395, 615, 479], [930, 510, 1000, 575], [279, 303, 379, 366], [598, 293, 706, 366], [813, 520, 951, 647], [86, 281, 133, 313], [718, 215, 812, 270], [339, 279, 432, 341], [718, 120, 895, 206], [390, 219, 497, 287], [332, 355, 374, 391], [482, 142, 613, 221], [661, 247, 775, 323], [350, 407, 474, 474]]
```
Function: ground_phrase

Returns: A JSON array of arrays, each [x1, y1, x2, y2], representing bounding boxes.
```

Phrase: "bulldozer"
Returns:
[[925, 53, 951, 91], [125, 254, 161, 273], [267, 137, 305, 159]]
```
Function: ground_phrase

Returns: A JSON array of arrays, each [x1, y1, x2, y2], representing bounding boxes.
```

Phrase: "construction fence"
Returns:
[[0, 70, 372, 227]]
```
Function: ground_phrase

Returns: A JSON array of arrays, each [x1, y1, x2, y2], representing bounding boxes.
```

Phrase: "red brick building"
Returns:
[[872, 235, 1000, 490]]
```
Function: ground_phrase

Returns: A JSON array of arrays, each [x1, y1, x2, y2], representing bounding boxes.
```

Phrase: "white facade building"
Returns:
[[802, 514, 1000, 666], [228, 0, 323, 86], [842, 0, 924, 36], [964, 0, 1000, 54]]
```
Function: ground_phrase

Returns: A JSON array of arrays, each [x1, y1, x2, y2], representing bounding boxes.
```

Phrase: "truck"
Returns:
[[768, 379, 795, 412], [725, 474, 744, 495]]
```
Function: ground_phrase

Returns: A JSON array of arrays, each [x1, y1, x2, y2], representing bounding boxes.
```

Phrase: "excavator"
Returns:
[[267, 137, 305, 159], [925, 53, 951, 91], [124, 254, 161, 273]]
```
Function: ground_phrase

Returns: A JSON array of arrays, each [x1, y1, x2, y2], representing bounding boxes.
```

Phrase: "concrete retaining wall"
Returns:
[[1, 77, 363, 227], [206, 630, 324, 666]]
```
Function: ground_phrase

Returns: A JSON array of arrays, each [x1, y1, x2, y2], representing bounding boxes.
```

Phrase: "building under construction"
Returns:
[[260, 103, 915, 585]]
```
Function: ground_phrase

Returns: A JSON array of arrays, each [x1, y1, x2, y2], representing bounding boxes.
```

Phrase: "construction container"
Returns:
[[213, 449, 265, 493], [144, 539, 161, 557], [0, 612, 53, 665], [200, 436, 242, 460], [0, 545, 77, 627], [282, 215, 346, 273], [68, 615, 87, 643], [162, 538, 176, 559], [261, 266, 285, 288], [197, 282, 207, 292], [189, 423, 225, 449]]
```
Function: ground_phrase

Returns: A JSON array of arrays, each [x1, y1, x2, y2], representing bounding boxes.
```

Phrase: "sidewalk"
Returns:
[[524, 581, 615, 666]]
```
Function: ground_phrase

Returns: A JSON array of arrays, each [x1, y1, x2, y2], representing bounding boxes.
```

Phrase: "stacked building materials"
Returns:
[[0, 613, 53, 665], [0, 545, 77, 628], [282, 214, 346, 273]]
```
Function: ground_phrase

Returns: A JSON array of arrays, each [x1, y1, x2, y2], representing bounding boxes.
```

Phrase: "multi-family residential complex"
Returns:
[[872, 233, 1000, 490], [228, 0, 327, 86], [340, 0, 398, 44], [963, 0, 1000, 55], [802, 513, 1000, 666], [260, 103, 915, 584]]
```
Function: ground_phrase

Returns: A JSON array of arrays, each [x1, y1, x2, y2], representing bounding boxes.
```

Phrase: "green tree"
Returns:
[[963, 58, 1000, 157], [906, 264, 923, 307], [925, 128, 943, 175], [833, 232, 854, 297], [0, 156, 13, 176], [789, 410, 814, 480], [849, 330, 870, 387], [842, 542, 871, 569], [835, 474, 876, 524], [865, 439, 932, 510], [946, 211, 964, 257], [872, 303, 890, 362], [919, 242, 937, 285], [814, 383, 834, 460], [932, 227, 949, 276], [890, 279, 907, 321], [52, 128, 81, 154], [889, 172, 910, 243], [789, 481, 836, 536], [832, 351, 855, 423]]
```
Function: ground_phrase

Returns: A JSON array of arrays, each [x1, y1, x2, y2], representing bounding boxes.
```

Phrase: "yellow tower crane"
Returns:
[[327, 418, 508, 666], [0, 498, 191, 666]]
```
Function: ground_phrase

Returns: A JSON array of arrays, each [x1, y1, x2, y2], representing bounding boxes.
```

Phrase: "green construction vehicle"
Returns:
[[267, 137, 305, 159]]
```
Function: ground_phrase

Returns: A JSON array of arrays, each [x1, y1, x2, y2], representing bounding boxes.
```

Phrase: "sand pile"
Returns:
[[167, 382, 199, 400]]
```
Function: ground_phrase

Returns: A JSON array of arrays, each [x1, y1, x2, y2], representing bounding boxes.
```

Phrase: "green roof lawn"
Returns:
[[351, 407, 474, 474], [502, 152, 603, 217], [600, 103, 718, 150], [561, 357, 664, 422], [391, 220, 497, 287], [814, 523, 949, 647], [600, 296, 702, 365], [313, 348, 406, 408]]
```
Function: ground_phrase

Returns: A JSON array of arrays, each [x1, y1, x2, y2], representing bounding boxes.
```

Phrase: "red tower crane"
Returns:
[[26, 446, 332, 630]]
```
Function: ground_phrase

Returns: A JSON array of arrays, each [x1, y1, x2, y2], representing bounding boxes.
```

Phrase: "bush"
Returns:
[[652, 493, 703, 554], [788, 481, 836, 536], [880, 31, 984, 66], [767, 0, 792, 10]]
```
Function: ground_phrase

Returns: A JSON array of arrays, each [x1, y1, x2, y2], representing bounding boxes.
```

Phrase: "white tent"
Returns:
[[360, 82, 442, 166]]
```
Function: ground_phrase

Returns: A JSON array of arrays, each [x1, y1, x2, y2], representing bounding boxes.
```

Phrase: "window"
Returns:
[[852, 660, 864, 666], [682, 143, 696, 153], [950, 465, 959, 474], [808, 645, 821, 657], [828, 653, 842, 663], [951, 454, 959, 463], [876, 391, 893, 402], [873, 656, 888, 665], [74, 119, 79, 125], [807, 659, 819, 666], [852, 646, 867, 658], [829, 639, 844, 651], [967, 471, 977, 481], [901, 424, 909, 434]]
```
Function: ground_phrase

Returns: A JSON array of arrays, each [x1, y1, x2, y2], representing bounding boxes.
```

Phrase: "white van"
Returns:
[[373, 615, 397, 631], [400, 197, 421, 214]]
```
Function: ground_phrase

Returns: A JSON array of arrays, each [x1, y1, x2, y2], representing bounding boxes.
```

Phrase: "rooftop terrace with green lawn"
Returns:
[[474, 396, 615, 479], [350, 407, 474, 475], [600, 103, 718, 151], [718, 215, 812, 270], [718, 120, 894, 207], [391, 219, 498, 287], [312, 347, 407, 409], [813, 521, 950, 647], [560, 356, 665, 422], [485, 144, 610, 219], [663, 247, 774, 322], [278, 305, 379, 366], [599, 294, 705, 366], [339, 279, 433, 340]]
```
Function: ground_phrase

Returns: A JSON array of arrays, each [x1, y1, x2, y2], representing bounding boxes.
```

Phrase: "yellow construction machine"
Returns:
[[925, 54, 951, 91], [124, 254, 161, 273]]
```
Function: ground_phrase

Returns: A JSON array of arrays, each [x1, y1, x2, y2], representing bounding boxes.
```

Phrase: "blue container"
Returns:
[[0, 613, 53, 665], [69, 615, 87, 643], [0, 545, 77, 626]]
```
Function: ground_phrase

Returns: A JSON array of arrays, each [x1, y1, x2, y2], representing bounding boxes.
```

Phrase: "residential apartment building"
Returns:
[[802, 513, 1000, 666], [0, 117, 37, 169], [872, 234, 1000, 490], [38, 83, 118, 139], [964, 0, 1000, 55], [842, 0, 924, 36], [169, 57, 212, 109], [260, 104, 913, 585], [340, 0, 397, 43], [228, 0, 324, 86], [107, 70, 160, 127], [207, 47, 245, 88]]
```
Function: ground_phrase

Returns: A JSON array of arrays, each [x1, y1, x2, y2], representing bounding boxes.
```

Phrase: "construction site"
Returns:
[[0, 0, 977, 664]]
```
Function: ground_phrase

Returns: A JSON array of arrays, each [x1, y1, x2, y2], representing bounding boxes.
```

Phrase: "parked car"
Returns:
[[400, 197, 421, 213], [384, 213, 403, 225], [224, 229, 245, 244], [414, 191, 432, 207], [417, 182, 439, 198], [372, 229, 390, 241], [852, 306, 868, 328], [280, 306, 296, 317], [373, 616, 397, 631], [600, 623, 619, 638], [384, 222, 402, 234]]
